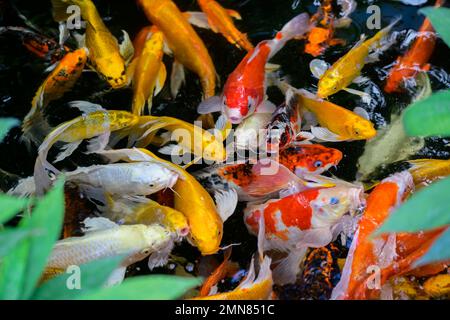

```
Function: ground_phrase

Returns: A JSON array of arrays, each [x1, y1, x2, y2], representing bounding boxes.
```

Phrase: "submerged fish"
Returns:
[[96, 148, 238, 256], [22, 48, 88, 147], [34, 107, 139, 194], [384, 0, 444, 93], [45, 217, 172, 286], [129, 26, 166, 115], [51, 0, 133, 88], [188, 0, 253, 51], [316, 19, 398, 98], [137, 0, 216, 99], [407, 158, 450, 187], [244, 183, 364, 284], [198, 13, 311, 124]]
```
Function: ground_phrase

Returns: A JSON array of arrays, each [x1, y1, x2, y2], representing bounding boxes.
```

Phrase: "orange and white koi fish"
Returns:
[[22, 48, 88, 146], [137, 0, 216, 99], [51, 0, 133, 89], [315, 19, 399, 98], [244, 182, 364, 284], [384, 0, 445, 93], [128, 26, 166, 115], [331, 171, 414, 300], [186, 0, 253, 51], [198, 13, 311, 124], [194, 144, 342, 200]]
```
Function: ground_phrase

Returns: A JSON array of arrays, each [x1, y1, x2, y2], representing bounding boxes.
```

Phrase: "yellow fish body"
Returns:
[[51, 0, 131, 88], [317, 19, 398, 98], [137, 0, 216, 98], [129, 27, 166, 115], [408, 159, 450, 188], [96, 148, 237, 256], [297, 89, 376, 141]]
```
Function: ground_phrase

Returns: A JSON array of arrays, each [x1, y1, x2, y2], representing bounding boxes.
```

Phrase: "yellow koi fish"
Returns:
[[316, 19, 399, 98], [187, 0, 253, 51], [125, 115, 229, 163], [96, 148, 238, 256], [137, 0, 216, 98], [407, 159, 450, 188], [22, 48, 88, 146], [34, 106, 139, 194], [129, 26, 166, 115], [51, 0, 133, 88], [44, 217, 172, 285], [104, 194, 190, 238]]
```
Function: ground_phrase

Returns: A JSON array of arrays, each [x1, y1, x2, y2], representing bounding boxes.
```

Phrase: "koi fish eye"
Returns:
[[314, 160, 323, 168], [330, 197, 339, 205], [141, 248, 151, 255]]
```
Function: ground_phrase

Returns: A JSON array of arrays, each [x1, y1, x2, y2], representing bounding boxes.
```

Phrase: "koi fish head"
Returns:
[[223, 88, 260, 124], [163, 208, 190, 238], [140, 224, 172, 255], [280, 144, 343, 175], [345, 118, 377, 140], [94, 55, 128, 89], [188, 221, 223, 256], [310, 185, 365, 228]]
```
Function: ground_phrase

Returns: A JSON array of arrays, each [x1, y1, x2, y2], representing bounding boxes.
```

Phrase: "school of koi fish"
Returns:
[[0, 0, 449, 300]]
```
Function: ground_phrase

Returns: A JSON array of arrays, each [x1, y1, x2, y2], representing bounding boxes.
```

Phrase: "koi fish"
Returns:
[[294, 88, 376, 141], [22, 48, 88, 147], [129, 26, 166, 115], [385, 0, 445, 93], [51, 0, 133, 89], [193, 214, 273, 300], [331, 171, 414, 300], [95, 148, 238, 256], [0, 26, 68, 63], [137, 0, 216, 99], [187, 0, 253, 51], [244, 183, 364, 284], [198, 13, 311, 124], [316, 19, 399, 98], [407, 159, 450, 187], [34, 106, 139, 195], [198, 247, 234, 297], [103, 194, 190, 238], [44, 217, 173, 286], [194, 144, 342, 200], [125, 115, 229, 163], [304, 0, 348, 57]]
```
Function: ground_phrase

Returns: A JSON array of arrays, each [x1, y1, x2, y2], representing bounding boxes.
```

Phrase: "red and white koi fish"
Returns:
[[198, 13, 311, 124]]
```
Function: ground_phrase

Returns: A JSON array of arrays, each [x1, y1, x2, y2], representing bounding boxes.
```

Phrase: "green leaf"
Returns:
[[376, 177, 450, 235], [416, 228, 450, 267], [78, 276, 202, 300], [32, 255, 124, 300], [0, 118, 19, 142], [0, 228, 35, 258], [0, 194, 31, 225], [420, 7, 450, 47], [403, 90, 450, 137], [20, 178, 66, 299]]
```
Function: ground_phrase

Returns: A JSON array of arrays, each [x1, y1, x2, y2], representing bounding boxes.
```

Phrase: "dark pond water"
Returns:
[[1, 0, 449, 299]]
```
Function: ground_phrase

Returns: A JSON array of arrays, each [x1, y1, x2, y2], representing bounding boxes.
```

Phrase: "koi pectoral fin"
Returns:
[[184, 11, 211, 30], [106, 266, 127, 287], [197, 96, 223, 114], [54, 140, 82, 163], [170, 60, 185, 98], [311, 126, 344, 142], [119, 30, 134, 64], [343, 87, 372, 104], [154, 63, 167, 97], [309, 59, 330, 79], [272, 248, 308, 285], [214, 189, 238, 222]]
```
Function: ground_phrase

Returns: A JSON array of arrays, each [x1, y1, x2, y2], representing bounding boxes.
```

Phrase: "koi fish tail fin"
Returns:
[[267, 13, 311, 59], [131, 92, 147, 117], [33, 154, 59, 196], [7, 176, 36, 198], [20, 108, 52, 150], [272, 248, 308, 285]]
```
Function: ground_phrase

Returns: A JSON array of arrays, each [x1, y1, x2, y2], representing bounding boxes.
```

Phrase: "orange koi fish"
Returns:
[[0, 26, 68, 63], [137, 0, 216, 99], [21, 48, 88, 146], [128, 26, 166, 115], [244, 183, 364, 284], [384, 0, 445, 93], [331, 171, 414, 300], [194, 144, 342, 200], [188, 0, 253, 51], [198, 13, 310, 124]]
